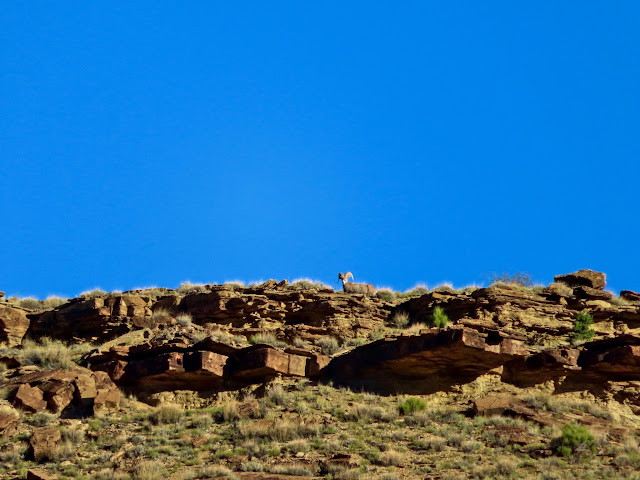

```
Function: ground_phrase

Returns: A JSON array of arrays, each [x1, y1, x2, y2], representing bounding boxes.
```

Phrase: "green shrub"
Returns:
[[398, 397, 427, 415], [28, 412, 56, 427], [571, 311, 595, 342], [429, 306, 448, 329], [556, 423, 596, 458]]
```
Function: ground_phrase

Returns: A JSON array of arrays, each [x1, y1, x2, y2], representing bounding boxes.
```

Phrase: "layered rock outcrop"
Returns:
[[390, 282, 640, 344], [88, 332, 330, 393], [20, 283, 391, 346], [4, 270, 640, 410]]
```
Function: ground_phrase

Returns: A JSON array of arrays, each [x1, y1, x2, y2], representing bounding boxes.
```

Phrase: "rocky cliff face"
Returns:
[[2, 270, 640, 414]]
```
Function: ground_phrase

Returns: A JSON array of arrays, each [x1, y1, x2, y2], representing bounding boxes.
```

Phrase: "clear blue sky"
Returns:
[[1, 2, 639, 298]]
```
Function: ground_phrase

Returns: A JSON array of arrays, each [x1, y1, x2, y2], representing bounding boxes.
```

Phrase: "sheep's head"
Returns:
[[338, 272, 354, 282]]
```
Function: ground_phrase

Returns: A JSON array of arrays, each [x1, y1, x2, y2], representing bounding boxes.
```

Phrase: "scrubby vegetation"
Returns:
[[390, 311, 409, 328], [12, 338, 90, 370], [571, 310, 595, 343], [315, 336, 340, 355], [556, 423, 596, 459], [1, 379, 637, 480], [249, 333, 289, 349], [490, 271, 534, 288], [429, 306, 448, 329]]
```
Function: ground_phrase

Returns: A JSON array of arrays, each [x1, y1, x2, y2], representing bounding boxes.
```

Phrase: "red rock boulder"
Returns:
[[554, 269, 606, 290], [0, 304, 30, 346]]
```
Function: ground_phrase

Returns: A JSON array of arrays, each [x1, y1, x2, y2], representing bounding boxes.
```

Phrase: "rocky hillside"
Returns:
[[2, 269, 640, 480]]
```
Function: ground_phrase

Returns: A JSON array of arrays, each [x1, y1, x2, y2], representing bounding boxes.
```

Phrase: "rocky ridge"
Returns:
[[2, 270, 640, 410], [4, 270, 640, 479]]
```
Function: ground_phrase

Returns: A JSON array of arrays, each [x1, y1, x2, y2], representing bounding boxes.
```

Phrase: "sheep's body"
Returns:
[[338, 272, 376, 295]]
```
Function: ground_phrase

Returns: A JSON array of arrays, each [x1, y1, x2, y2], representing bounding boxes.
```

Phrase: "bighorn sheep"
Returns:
[[338, 272, 376, 295]]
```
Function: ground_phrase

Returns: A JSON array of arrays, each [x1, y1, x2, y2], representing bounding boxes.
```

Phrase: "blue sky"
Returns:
[[1, 2, 639, 298]]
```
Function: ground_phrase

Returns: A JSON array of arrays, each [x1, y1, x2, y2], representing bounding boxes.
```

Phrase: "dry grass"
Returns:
[[404, 322, 429, 334], [150, 404, 183, 425], [552, 282, 574, 296], [398, 285, 429, 298], [18, 297, 43, 310], [198, 465, 234, 477], [270, 464, 314, 476], [345, 403, 397, 423], [20, 338, 77, 369], [42, 295, 67, 308], [378, 449, 405, 466], [133, 460, 165, 480], [316, 336, 340, 355], [79, 288, 108, 299], [224, 281, 246, 291], [221, 401, 239, 422], [249, 332, 288, 348], [289, 278, 332, 291], [150, 308, 173, 323], [390, 311, 410, 328], [176, 282, 207, 294], [240, 418, 320, 442], [266, 384, 290, 406], [1, 374, 633, 480], [35, 440, 74, 463], [375, 288, 397, 302], [175, 312, 192, 326]]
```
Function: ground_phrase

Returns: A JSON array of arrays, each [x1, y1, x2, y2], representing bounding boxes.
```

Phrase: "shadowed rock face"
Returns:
[[324, 327, 529, 394]]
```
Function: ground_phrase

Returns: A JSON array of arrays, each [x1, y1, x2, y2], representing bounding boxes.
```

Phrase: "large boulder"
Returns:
[[9, 368, 119, 414], [14, 384, 48, 413], [0, 304, 30, 346], [554, 269, 606, 290], [30, 426, 61, 462]]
